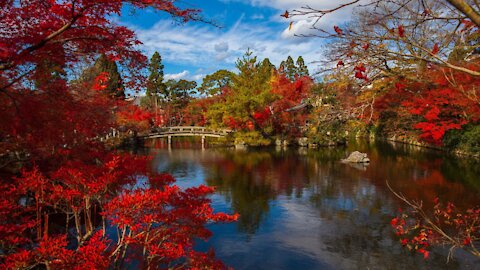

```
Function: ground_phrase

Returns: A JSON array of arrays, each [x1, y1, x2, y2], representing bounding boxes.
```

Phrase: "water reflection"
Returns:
[[147, 139, 480, 269]]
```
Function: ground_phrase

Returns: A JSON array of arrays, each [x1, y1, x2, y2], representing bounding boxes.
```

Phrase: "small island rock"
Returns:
[[342, 151, 370, 163]]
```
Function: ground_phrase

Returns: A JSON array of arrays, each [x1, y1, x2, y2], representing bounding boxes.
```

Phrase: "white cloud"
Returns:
[[214, 42, 229, 52], [164, 70, 189, 80], [192, 74, 206, 81], [134, 18, 327, 76], [250, 14, 265, 20], [127, 0, 369, 78], [225, 0, 359, 29], [223, 0, 356, 10]]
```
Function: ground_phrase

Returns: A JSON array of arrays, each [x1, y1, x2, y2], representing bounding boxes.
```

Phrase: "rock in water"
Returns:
[[297, 137, 309, 147], [342, 151, 370, 163]]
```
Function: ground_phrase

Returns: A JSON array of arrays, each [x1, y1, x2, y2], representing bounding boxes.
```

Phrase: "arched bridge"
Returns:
[[142, 126, 233, 145]]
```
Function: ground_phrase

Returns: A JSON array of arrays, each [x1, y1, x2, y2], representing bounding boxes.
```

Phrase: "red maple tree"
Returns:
[[0, 1, 237, 269]]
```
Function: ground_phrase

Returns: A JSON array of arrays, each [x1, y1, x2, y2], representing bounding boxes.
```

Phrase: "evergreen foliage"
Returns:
[[296, 56, 309, 77], [284, 56, 297, 81], [146, 51, 166, 97], [78, 54, 125, 99], [198, 69, 234, 96]]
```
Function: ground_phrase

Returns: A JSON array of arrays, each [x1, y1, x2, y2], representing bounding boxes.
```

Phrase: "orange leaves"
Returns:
[[431, 43, 439, 55], [280, 10, 289, 18], [334, 25, 343, 35]]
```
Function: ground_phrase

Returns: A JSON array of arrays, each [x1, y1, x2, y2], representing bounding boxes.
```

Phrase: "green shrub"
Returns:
[[459, 125, 480, 154], [444, 124, 480, 155], [234, 131, 271, 146]]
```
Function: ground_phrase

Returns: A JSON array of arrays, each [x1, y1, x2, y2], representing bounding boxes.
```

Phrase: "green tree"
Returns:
[[163, 79, 197, 125], [296, 56, 309, 77], [283, 56, 297, 81], [77, 54, 125, 99], [198, 69, 234, 96], [261, 58, 276, 73], [169, 79, 197, 100], [206, 50, 275, 139], [279, 60, 286, 73], [146, 51, 166, 97], [34, 59, 67, 90]]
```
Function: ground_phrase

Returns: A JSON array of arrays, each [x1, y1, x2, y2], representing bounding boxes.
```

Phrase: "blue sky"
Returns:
[[120, 1, 355, 84]]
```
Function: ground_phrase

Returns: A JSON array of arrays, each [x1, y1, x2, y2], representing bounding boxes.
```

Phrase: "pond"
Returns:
[[141, 139, 480, 270]]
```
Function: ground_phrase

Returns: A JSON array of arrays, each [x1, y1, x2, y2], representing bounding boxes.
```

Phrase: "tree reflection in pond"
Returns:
[[147, 140, 480, 269]]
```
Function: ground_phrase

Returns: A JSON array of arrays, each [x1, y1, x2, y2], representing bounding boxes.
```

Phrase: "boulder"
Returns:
[[297, 137, 309, 147], [342, 151, 370, 163]]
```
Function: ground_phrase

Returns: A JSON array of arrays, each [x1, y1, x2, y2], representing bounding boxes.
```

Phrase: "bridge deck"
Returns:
[[142, 126, 232, 139]]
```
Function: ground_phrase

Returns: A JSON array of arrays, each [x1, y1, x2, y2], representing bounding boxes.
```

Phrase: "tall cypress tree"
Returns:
[[284, 56, 297, 81], [261, 58, 275, 73], [279, 60, 286, 73], [78, 54, 125, 99], [146, 52, 166, 98], [296, 56, 309, 77]]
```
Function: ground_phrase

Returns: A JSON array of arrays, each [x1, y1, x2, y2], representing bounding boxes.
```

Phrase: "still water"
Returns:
[[142, 139, 480, 270]]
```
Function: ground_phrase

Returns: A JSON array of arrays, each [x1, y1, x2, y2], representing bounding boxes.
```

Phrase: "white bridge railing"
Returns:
[[151, 126, 232, 136], [142, 126, 233, 145]]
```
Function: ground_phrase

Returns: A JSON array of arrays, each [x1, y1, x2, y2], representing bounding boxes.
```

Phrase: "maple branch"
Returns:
[[0, 4, 94, 72], [386, 181, 458, 244], [446, 0, 480, 26], [0, 69, 34, 92], [407, 39, 480, 76]]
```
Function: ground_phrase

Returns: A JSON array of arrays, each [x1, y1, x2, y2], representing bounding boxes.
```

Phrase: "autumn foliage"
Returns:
[[369, 66, 480, 145], [0, 1, 237, 269], [391, 198, 480, 259]]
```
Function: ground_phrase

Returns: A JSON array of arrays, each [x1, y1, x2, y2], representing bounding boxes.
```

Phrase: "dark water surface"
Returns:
[[143, 139, 480, 270]]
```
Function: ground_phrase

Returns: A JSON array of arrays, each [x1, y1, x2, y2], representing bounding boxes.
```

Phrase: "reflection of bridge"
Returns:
[[142, 126, 232, 146]]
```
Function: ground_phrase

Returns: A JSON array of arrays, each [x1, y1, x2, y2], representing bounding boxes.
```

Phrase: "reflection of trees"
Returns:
[[301, 176, 468, 269], [208, 172, 272, 234], [342, 140, 480, 209], [145, 142, 479, 266], [441, 157, 480, 191], [201, 143, 479, 237], [205, 152, 275, 235], [204, 150, 322, 234]]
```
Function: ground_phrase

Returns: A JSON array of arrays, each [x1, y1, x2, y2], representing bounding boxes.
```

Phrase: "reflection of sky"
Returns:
[[148, 145, 480, 270]]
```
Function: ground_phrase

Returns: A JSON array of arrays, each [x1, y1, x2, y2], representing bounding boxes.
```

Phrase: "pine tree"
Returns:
[[296, 56, 309, 77], [198, 69, 234, 96], [208, 50, 275, 137]]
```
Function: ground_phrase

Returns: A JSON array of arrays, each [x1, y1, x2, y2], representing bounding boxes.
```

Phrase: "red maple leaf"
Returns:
[[431, 43, 440, 55], [334, 26, 343, 35]]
